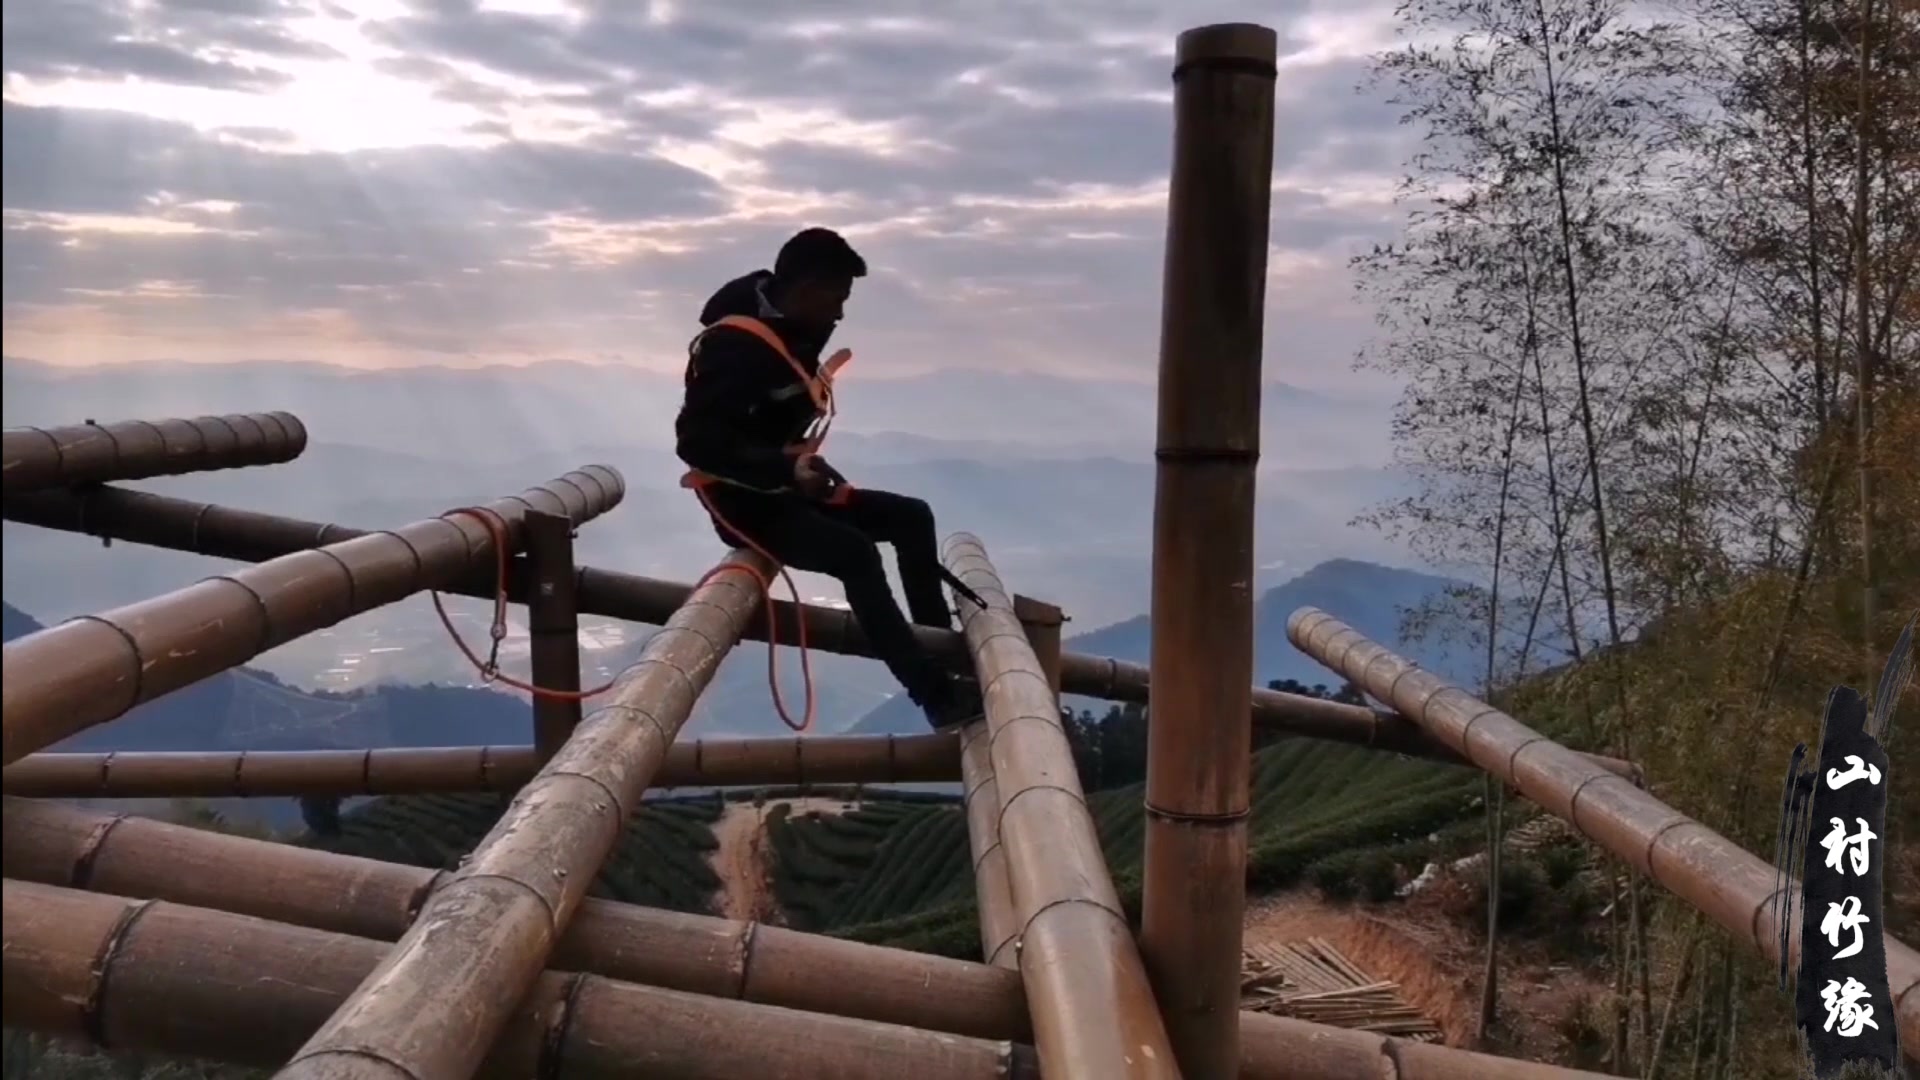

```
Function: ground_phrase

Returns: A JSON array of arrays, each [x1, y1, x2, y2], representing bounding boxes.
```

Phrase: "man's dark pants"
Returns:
[[699, 484, 952, 704]]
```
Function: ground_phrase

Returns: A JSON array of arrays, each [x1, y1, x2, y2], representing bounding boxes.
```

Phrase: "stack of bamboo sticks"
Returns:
[[1240, 937, 1442, 1041]]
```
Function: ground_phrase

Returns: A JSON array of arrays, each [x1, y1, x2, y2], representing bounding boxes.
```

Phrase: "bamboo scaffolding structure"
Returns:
[[2, 796, 1623, 1080], [525, 509, 583, 761], [942, 532, 1180, 1079], [0, 878, 1041, 1080], [274, 550, 770, 1080], [0, 466, 624, 767], [1140, 24, 1276, 1079], [0, 733, 963, 798], [960, 719, 1021, 969], [1, 794, 1027, 1042], [1288, 606, 1920, 1061], [1, 482, 1638, 779], [2, 411, 307, 493]]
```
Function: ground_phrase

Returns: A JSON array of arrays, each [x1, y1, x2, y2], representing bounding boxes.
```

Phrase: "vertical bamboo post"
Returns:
[[1012, 595, 1066, 694], [1139, 22, 1277, 1080], [525, 509, 582, 762]]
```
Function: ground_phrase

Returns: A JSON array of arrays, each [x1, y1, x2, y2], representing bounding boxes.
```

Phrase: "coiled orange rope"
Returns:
[[430, 502, 817, 732]]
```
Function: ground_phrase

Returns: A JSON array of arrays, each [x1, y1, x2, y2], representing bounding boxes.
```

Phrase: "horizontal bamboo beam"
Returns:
[[1, 733, 962, 798], [275, 551, 767, 1080], [1, 794, 1027, 1042], [1, 878, 1040, 1080], [2, 483, 1638, 779], [2, 411, 307, 493], [3, 796, 1620, 1079], [943, 532, 1179, 1079], [1288, 606, 1920, 1061], [0, 466, 624, 767]]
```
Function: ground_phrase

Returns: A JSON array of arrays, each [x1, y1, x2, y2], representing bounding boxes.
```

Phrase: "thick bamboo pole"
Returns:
[[959, 719, 1020, 969], [1, 794, 1026, 1042], [0, 466, 624, 766], [1, 483, 1641, 777], [2, 411, 307, 493], [0, 733, 962, 798], [1287, 606, 1920, 1061], [1141, 24, 1276, 1079], [943, 532, 1180, 1079], [275, 551, 769, 1080], [525, 509, 583, 762], [3, 796, 1624, 1080], [1, 879, 1041, 1080]]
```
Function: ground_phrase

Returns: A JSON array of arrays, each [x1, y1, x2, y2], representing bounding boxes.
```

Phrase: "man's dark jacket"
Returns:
[[674, 270, 838, 492]]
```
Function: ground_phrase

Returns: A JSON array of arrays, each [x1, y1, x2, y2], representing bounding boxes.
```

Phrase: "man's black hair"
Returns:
[[772, 227, 867, 287]]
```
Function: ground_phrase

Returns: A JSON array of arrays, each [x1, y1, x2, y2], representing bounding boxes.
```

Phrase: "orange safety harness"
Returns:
[[431, 315, 851, 733]]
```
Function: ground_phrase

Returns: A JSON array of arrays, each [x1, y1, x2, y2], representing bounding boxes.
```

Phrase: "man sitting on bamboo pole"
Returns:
[[674, 227, 984, 732]]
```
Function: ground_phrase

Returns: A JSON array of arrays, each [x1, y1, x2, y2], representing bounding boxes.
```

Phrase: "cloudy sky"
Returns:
[[3, 0, 1419, 394]]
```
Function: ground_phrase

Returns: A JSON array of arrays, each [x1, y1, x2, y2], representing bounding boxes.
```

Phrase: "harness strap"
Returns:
[[683, 313, 855, 502]]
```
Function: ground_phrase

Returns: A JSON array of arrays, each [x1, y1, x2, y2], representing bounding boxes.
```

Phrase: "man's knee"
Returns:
[[874, 492, 935, 541], [824, 534, 886, 580]]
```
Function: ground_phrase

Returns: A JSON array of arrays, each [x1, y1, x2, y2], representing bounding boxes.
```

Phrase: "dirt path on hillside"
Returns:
[[711, 804, 778, 923], [708, 798, 858, 924]]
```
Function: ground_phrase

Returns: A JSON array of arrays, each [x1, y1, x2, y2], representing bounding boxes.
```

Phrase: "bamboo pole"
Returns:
[[1, 794, 1027, 1042], [0, 483, 1638, 778], [1141, 24, 1276, 1079], [274, 551, 770, 1080], [525, 509, 583, 762], [943, 532, 1180, 1079], [1, 879, 1040, 1080], [1287, 606, 1920, 1060], [0, 466, 624, 766], [2, 796, 1624, 1080], [2, 411, 307, 493], [960, 719, 1021, 969], [0, 733, 963, 798]]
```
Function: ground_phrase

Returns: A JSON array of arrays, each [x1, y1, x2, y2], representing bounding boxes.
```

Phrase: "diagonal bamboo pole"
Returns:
[[1, 732, 962, 798], [274, 550, 770, 1080], [2, 411, 307, 493], [3, 796, 1625, 1079], [0, 466, 624, 766], [2, 878, 1041, 1080], [942, 532, 1180, 1079], [1287, 606, 1920, 1061], [1141, 24, 1277, 1078], [0, 482, 1649, 776]]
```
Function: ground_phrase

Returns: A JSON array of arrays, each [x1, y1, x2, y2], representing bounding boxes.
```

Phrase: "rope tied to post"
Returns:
[[429, 506, 616, 702]]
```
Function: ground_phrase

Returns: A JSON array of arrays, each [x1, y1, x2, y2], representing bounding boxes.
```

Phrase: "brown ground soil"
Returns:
[[708, 797, 855, 925], [1244, 873, 1614, 1067]]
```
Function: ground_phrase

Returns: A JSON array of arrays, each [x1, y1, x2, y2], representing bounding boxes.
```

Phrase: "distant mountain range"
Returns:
[[3, 356, 1394, 472], [848, 558, 1475, 736]]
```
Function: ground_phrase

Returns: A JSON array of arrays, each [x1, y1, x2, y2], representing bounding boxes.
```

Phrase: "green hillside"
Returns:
[[305, 791, 727, 914]]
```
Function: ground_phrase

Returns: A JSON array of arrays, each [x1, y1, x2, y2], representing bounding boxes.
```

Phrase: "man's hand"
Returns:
[[793, 454, 833, 498]]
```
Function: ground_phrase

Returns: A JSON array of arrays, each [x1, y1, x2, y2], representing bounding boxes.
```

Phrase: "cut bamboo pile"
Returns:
[[1239, 937, 1441, 1042]]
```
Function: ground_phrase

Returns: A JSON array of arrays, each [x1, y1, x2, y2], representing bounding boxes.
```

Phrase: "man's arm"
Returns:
[[675, 329, 800, 490]]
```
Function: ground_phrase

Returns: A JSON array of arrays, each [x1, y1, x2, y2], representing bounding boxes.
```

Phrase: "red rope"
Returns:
[[429, 501, 817, 733]]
